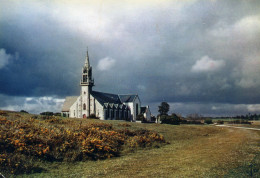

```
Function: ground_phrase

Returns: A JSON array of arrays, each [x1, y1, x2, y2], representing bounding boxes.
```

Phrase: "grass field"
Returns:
[[1, 111, 260, 177]]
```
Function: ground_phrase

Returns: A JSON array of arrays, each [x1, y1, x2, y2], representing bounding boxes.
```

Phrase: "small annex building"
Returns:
[[61, 51, 151, 122]]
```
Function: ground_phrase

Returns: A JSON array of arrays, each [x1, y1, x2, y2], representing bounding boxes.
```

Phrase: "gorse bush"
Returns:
[[0, 114, 166, 175]]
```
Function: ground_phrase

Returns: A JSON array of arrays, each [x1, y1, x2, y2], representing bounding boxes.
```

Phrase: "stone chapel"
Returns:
[[61, 51, 151, 122]]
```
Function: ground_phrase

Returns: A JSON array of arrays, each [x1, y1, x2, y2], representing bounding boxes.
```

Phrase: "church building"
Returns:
[[61, 51, 151, 122]]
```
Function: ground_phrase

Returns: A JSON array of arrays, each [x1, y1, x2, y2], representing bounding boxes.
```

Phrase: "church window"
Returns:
[[83, 75, 88, 82], [136, 103, 138, 115], [106, 109, 109, 118], [116, 110, 119, 119], [111, 110, 114, 118], [83, 103, 86, 110], [84, 91, 86, 94]]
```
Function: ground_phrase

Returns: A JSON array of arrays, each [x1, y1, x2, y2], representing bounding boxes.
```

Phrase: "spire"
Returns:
[[81, 48, 94, 87], [85, 47, 90, 67]]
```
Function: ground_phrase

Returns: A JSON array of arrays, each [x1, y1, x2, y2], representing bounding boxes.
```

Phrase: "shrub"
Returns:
[[54, 112, 61, 116], [136, 114, 145, 122], [20, 110, 28, 113], [88, 114, 99, 119], [217, 120, 224, 124], [204, 118, 213, 124], [226, 120, 251, 124], [40, 112, 53, 116], [0, 111, 8, 116], [181, 120, 203, 125], [160, 114, 181, 125], [0, 114, 166, 175]]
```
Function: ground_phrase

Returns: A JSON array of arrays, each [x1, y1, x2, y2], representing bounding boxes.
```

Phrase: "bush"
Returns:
[[40, 112, 53, 116], [0, 114, 166, 175], [204, 118, 213, 124], [54, 112, 61, 116], [87, 114, 99, 119], [0, 111, 8, 116], [226, 120, 251, 124], [160, 114, 181, 125], [151, 116, 156, 122], [181, 120, 203, 124], [136, 114, 145, 122], [20, 110, 28, 113], [217, 120, 224, 124]]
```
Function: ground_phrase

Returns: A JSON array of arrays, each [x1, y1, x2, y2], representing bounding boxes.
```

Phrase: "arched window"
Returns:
[[83, 103, 86, 110]]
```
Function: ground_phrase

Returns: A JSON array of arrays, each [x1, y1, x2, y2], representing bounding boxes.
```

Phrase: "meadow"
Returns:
[[1, 110, 259, 177]]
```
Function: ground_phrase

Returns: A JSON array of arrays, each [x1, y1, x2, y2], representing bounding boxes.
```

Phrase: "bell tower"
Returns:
[[80, 49, 94, 118]]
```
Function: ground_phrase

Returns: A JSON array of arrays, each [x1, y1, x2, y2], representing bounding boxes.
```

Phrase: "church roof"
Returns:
[[118, 94, 138, 103], [62, 96, 78, 112], [91, 91, 121, 105], [91, 91, 138, 106]]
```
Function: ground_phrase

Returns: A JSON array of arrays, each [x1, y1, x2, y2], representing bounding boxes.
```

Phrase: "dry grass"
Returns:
[[1, 111, 259, 177], [21, 123, 260, 177]]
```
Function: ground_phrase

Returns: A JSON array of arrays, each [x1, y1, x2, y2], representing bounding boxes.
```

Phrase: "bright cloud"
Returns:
[[234, 15, 260, 36], [0, 48, 12, 69], [0, 96, 65, 114], [191, 56, 225, 72], [97, 57, 116, 71], [247, 104, 260, 112]]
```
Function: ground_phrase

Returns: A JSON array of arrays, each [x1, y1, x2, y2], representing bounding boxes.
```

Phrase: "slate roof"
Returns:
[[62, 96, 78, 112], [91, 91, 121, 105], [118, 94, 137, 103]]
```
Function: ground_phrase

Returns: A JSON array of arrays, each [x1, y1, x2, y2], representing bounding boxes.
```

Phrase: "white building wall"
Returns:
[[124, 96, 141, 122], [93, 98, 104, 120], [144, 106, 152, 122], [124, 102, 133, 120], [90, 95, 94, 114], [69, 96, 80, 118]]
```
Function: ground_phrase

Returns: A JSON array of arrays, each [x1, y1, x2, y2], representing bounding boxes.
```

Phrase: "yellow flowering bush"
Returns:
[[0, 114, 166, 175]]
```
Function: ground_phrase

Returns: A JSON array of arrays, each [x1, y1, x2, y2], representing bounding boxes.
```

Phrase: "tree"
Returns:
[[158, 102, 170, 116], [20, 110, 28, 113]]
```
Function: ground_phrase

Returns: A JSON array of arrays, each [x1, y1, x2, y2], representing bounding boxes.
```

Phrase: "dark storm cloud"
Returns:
[[0, 0, 260, 115]]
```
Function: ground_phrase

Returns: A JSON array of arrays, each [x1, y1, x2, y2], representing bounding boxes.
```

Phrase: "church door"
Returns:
[[83, 114, 87, 118]]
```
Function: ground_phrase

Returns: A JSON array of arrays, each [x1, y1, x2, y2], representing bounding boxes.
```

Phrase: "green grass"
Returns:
[[1, 110, 260, 177]]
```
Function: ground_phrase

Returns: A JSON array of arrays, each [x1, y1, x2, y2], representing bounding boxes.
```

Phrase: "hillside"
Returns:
[[1, 110, 259, 177]]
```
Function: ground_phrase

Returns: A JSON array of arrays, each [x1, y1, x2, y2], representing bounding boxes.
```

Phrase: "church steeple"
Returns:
[[80, 49, 94, 89], [80, 49, 94, 118], [84, 49, 90, 68]]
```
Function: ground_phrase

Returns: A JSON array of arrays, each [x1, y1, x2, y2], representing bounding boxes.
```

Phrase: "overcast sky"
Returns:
[[0, 0, 260, 116]]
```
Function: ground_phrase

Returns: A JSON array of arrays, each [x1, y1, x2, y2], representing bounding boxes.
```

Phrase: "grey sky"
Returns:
[[0, 0, 260, 116]]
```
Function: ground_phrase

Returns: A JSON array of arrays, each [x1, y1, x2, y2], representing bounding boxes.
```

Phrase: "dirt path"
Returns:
[[216, 124, 260, 131]]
